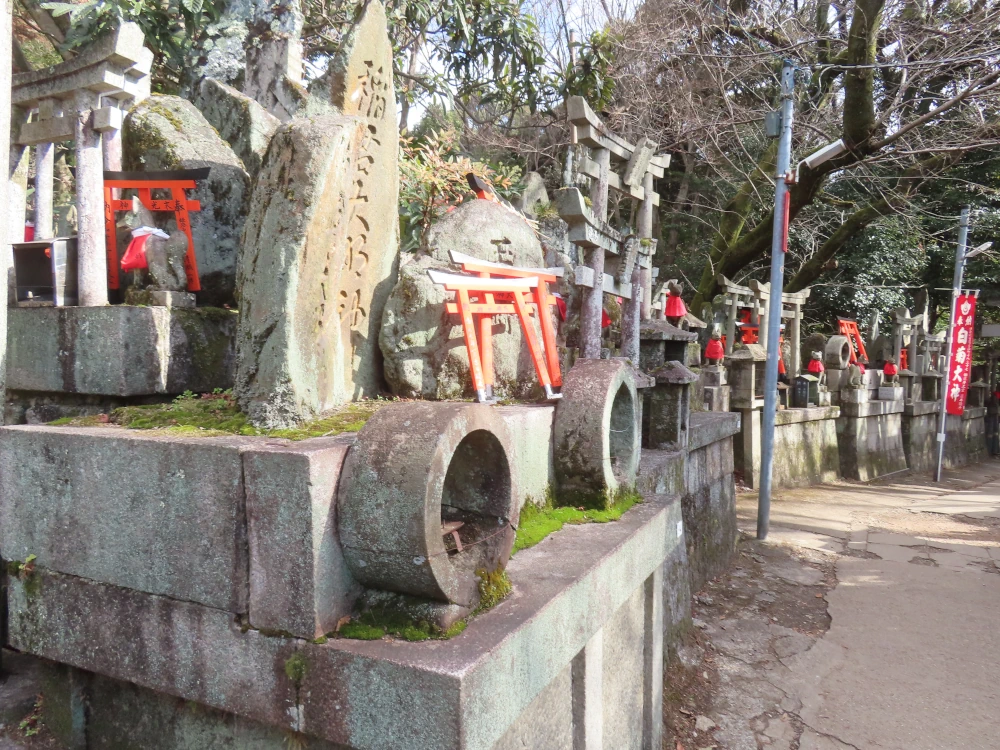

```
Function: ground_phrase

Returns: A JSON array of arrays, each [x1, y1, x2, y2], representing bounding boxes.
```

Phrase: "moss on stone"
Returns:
[[49, 392, 389, 441], [336, 577, 509, 643], [145, 98, 186, 132], [49, 415, 107, 427], [337, 609, 436, 642], [174, 307, 236, 377], [474, 567, 512, 612], [512, 486, 643, 555], [337, 621, 386, 640], [9, 554, 40, 597], [283, 652, 307, 685]]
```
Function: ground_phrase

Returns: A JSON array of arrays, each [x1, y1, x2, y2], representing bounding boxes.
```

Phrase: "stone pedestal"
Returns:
[[726, 344, 767, 410], [638, 320, 697, 372], [6, 306, 236, 398], [840, 388, 869, 404], [644, 361, 698, 451], [836, 400, 908, 481], [878, 386, 905, 401], [697, 365, 730, 412], [733, 406, 841, 489]]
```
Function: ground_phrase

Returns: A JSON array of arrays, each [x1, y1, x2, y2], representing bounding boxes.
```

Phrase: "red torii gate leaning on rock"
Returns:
[[103, 168, 208, 293]]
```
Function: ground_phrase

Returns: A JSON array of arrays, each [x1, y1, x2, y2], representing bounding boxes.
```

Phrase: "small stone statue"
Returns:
[[845, 362, 864, 389], [807, 351, 826, 387], [119, 199, 188, 291], [665, 279, 687, 327], [883, 356, 899, 386], [705, 327, 725, 365]]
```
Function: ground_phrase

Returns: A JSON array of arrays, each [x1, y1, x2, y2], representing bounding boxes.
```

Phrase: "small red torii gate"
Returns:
[[103, 168, 209, 293]]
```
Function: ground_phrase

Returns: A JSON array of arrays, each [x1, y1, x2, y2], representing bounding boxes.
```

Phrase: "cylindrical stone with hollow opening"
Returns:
[[338, 402, 519, 606], [553, 359, 641, 507], [825, 335, 851, 369]]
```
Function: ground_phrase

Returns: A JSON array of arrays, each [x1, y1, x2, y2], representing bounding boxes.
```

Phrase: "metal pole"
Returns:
[[934, 206, 970, 482], [0, 0, 13, 676], [757, 61, 795, 540]]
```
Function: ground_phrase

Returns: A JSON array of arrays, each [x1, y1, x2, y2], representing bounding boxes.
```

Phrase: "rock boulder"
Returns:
[[380, 200, 553, 400], [195, 78, 281, 179], [123, 95, 251, 306]]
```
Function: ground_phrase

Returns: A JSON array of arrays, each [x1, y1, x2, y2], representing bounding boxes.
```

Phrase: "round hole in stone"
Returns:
[[441, 430, 513, 573], [608, 382, 637, 483]]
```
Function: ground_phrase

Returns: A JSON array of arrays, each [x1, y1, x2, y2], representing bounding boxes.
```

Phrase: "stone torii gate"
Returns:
[[716, 274, 810, 377], [892, 308, 925, 373], [10, 22, 152, 306], [556, 96, 670, 361], [748, 279, 810, 378]]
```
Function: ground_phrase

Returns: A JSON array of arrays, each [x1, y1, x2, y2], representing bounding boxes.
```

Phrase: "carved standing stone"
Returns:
[[235, 0, 398, 428]]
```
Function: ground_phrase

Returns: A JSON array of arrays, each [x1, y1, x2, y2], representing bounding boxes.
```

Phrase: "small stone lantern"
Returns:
[[726, 344, 767, 410]]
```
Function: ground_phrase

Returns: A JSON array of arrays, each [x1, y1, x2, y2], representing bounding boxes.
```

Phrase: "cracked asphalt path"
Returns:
[[667, 460, 1000, 750]]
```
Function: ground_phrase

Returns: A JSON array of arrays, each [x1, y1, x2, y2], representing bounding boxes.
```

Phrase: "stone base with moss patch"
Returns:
[[16, 492, 684, 750], [6, 305, 237, 399]]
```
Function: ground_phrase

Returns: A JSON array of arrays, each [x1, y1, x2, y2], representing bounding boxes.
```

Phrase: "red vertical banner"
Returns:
[[946, 294, 977, 415]]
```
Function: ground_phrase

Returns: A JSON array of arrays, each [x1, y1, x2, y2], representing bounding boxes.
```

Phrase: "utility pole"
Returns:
[[934, 206, 971, 482], [757, 61, 795, 540]]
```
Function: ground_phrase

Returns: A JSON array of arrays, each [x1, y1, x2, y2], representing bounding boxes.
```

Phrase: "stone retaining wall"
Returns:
[[733, 406, 840, 489], [836, 400, 909, 481], [9, 494, 684, 750], [0, 398, 740, 749], [683, 412, 740, 590]]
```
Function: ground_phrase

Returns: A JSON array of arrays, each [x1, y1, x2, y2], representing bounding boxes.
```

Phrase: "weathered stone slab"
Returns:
[[601, 584, 646, 747], [492, 663, 573, 750], [10, 489, 684, 750], [0, 426, 251, 611], [68, 670, 344, 750], [683, 459, 737, 589], [243, 436, 361, 639], [734, 407, 841, 489], [196, 77, 281, 179], [637, 448, 684, 497], [124, 95, 251, 306], [836, 412, 908, 481], [495, 404, 555, 508], [6, 305, 236, 396], [688, 411, 740, 452], [839, 399, 904, 418], [301, 495, 681, 750], [775, 405, 840, 424], [945, 411, 986, 468], [236, 1, 398, 428], [380, 201, 548, 400], [7, 570, 299, 730]]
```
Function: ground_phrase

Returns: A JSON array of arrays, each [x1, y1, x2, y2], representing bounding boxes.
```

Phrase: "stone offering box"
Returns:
[[11, 238, 78, 306], [0, 358, 741, 750]]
